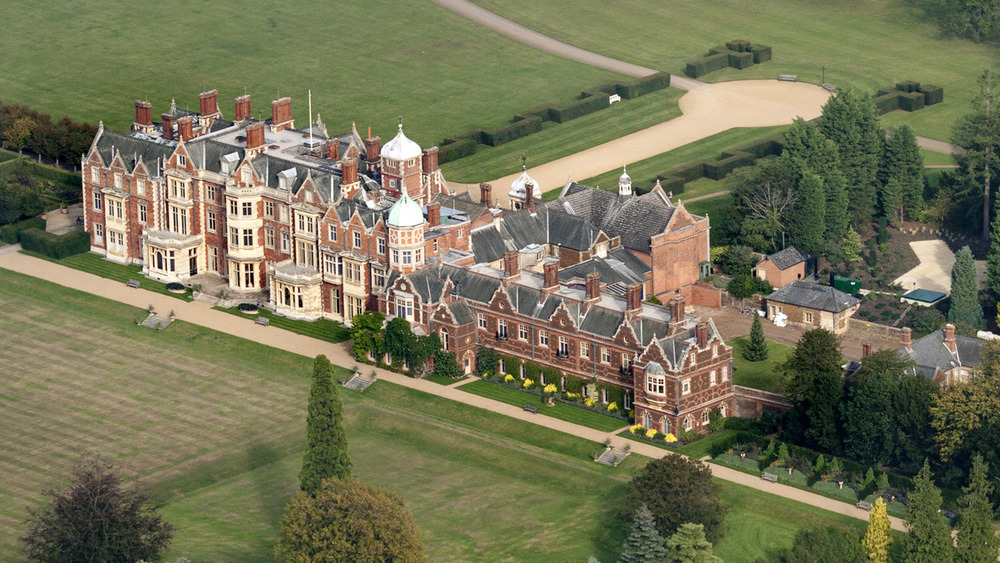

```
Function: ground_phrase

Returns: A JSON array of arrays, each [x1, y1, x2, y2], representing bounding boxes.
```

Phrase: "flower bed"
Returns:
[[810, 480, 860, 503], [713, 453, 761, 472], [166, 282, 186, 293], [491, 374, 629, 423], [237, 303, 259, 314]]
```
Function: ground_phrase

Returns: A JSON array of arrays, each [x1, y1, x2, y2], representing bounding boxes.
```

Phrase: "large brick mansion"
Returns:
[[80, 90, 731, 431]]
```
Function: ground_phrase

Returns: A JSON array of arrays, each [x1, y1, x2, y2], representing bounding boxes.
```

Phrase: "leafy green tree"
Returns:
[[22, 457, 174, 563], [881, 125, 924, 221], [891, 371, 940, 472], [432, 349, 463, 379], [742, 314, 768, 362], [790, 173, 827, 253], [721, 244, 758, 276], [818, 89, 884, 228], [842, 225, 863, 263], [276, 478, 425, 563], [941, 0, 1000, 41], [664, 523, 722, 563], [956, 455, 1000, 563], [350, 310, 384, 362], [864, 497, 893, 563], [619, 504, 668, 563], [299, 355, 351, 494], [774, 526, 867, 563], [475, 345, 500, 378], [902, 460, 955, 563], [783, 329, 843, 453], [0, 180, 45, 225], [1, 116, 35, 153], [842, 350, 908, 465], [620, 454, 727, 542], [952, 70, 1000, 238], [722, 160, 798, 252], [949, 246, 985, 329], [780, 117, 849, 242]]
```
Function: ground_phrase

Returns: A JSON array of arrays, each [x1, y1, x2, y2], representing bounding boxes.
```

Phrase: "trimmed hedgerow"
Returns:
[[18, 228, 89, 259], [685, 52, 730, 78], [550, 92, 608, 123], [1, 216, 45, 244], [921, 84, 944, 105], [437, 137, 477, 163], [898, 91, 925, 112], [750, 44, 772, 64], [481, 115, 543, 146], [728, 51, 754, 70], [895, 80, 920, 93], [873, 93, 901, 115], [616, 72, 671, 99], [726, 39, 751, 52], [686, 40, 772, 78]]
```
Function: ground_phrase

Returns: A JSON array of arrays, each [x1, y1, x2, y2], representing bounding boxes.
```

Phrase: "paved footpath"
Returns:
[[0, 250, 905, 532]]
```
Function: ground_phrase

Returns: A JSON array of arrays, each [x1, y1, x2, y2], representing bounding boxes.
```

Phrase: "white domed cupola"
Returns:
[[387, 192, 425, 273], [509, 163, 541, 209], [618, 164, 632, 200], [380, 119, 424, 200], [380, 122, 422, 162]]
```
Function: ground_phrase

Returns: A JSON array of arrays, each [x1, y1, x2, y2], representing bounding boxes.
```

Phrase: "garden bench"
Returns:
[[761, 472, 778, 483], [778, 74, 797, 82], [856, 501, 873, 511], [126, 279, 141, 289], [523, 404, 539, 414], [254, 317, 270, 327]]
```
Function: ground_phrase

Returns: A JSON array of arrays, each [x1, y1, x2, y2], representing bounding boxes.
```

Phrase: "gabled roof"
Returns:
[[901, 328, 985, 378], [470, 226, 509, 263], [93, 130, 176, 172], [767, 281, 858, 313], [559, 255, 648, 287], [579, 307, 624, 338], [763, 246, 808, 271]]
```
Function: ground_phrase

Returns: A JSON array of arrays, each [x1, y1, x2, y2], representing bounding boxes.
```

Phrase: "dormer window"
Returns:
[[646, 375, 665, 395], [114, 173, 123, 189], [278, 168, 296, 191], [220, 152, 239, 175]]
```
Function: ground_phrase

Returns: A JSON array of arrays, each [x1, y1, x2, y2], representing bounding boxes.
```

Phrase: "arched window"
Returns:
[[702, 410, 711, 425], [684, 416, 693, 431], [156, 251, 163, 271], [642, 411, 652, 428], [440, 328, 450, 351], [720, 403, 728, 417], [661, 418, 670, 435], [284, 287, 291, 306]]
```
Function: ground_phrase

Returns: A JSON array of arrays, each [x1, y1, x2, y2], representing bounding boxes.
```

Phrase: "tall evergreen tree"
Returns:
[[664, 523, 722, 563], [780, 117, 849, 243], [864, 497, 893, 563], [783, 329, 843, 453], [843, 226, 863, 263], [949, 245, 985, 329], [818, 89, 884, 228], [790, 173, 827, 253], [956, 455, 1000, 563], [881, 125, 924, 221], [299, 355, 351, 495], [743, 313, 769, 362], [619, 504, 668, 563], [952, 69, 1000, 238], [902, 460, 955, 562], [842, 350, 907, 466], [881, 177, 905, 227], [986, 195, 1000, 300]]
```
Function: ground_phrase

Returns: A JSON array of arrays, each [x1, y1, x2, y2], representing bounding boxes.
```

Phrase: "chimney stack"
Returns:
[[327, 139, 340, 161], [245, 121, 265, 153], [696, 322, 708, 348], [901, 327, 912, 351], [670, 294, 686, 324], [943, 323, 957, 353], [234, 94, 251, 121], [421, 147, 439, 172], [133, 100, 152, 130], [480, 183, 493, 206], [427, 201, 441, 227], [199, 89, 219, 119], [161, 113, 175, 141], [342, 158, 358, 185], [176, 116, 194, 141], [503, 250, 520, 279], [626, 283, 642, 316], [862, 343, 872, 358], [585, 272, 601, 303], [543, 258, 559, 291], [365, 135, 381, 170], [270, 97, 293, 131], [524, 182, 536, 212]]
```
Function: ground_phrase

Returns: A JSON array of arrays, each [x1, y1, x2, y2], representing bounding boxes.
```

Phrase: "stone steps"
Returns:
[[343, 374, 374, 392]]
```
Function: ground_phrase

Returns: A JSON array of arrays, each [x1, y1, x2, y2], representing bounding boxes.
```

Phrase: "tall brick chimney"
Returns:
[[626, 283, 642, 316], [696, 322, 708, 348], [365, 135, 381, 170], [943, 323, 957, 353], [503, 250, 520, 279], [176, 116, 194, 141], [524, 182, 536, 212], [234, 94, 251, 121], [422, 147, 439, 172], [901, 327, 912, 351], [133, 100, 152, 131], [199, 89, 219, 119], [245, 121, 265, 153], [543, 258, 559, 290], [342, 158, 358, 185], [670, 294, 685, 324], [862, 343, 872, 358], [585, 272, 601, 303], [326, 139, 340, 161], [480, 183, 493, 206], [270, 97, 293, 131], [427, 201, 441, 227], [161, 113, 175, 141]]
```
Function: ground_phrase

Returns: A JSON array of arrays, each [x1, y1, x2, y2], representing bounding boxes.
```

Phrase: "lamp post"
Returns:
[[822, 66, 826, 84]]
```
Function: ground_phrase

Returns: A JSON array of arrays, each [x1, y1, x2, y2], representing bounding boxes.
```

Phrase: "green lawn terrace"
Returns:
[[0, 1, 625, 151], [472, 0, 990, 142]]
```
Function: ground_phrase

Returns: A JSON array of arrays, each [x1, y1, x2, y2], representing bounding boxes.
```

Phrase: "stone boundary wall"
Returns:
[[848, 318, 903, 341], [733, 385, 790, 418]]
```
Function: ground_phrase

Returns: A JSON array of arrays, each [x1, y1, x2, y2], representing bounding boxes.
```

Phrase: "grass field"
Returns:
[[0, 1, 624, 151], [0, 266, 888, 561], [214, 306, 351, 344], [459, 379, 627, 432], [20, 250, 192, 301], [441, 87, 684, 183], [473, 0, 993, 142], [728, 337, 795, 393]]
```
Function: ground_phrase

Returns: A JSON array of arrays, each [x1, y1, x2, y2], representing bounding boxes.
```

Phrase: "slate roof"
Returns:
[[470, 226, 509, 263], [764, 247, 808, 271], [579, 307, 625, 338], [449, 301, 474, 326], [559, 256, 648, 287], [767, 281, 858, 313], [94, 130, 176, 172], [901, 328, 985, 379]]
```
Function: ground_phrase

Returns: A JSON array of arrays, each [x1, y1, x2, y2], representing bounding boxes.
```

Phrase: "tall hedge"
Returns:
[[685, 53, 730, 78], [1, 216, 44, 243], [19, 228, 89, 258], [617, 72, 671, 99]]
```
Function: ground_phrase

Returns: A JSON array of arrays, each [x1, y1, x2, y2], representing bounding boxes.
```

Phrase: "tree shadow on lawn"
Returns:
[[589, 481, 628, 562]]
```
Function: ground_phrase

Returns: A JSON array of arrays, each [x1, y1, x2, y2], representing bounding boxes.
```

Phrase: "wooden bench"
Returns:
[[856, 501, 873, 511], [126, 279, 141, 289], [778, 74, 797, 82], [523, 404, 539, 414], [255, 317, 270, 327], [823, 83, 836, 92], [761, 472, 778, 483]]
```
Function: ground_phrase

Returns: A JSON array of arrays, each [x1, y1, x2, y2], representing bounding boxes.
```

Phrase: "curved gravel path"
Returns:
[[0, 250, 906, 533]]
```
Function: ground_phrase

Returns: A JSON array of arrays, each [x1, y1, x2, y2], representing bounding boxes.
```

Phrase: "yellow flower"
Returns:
[[543, 383, 558, 394], [607, 402, 618, 412], [629, 424, 643, 434], [645, 429, 657, 439], [523, 378, 534, 389], [504, 374, 515, 383], [664, 433, 678, 443], [584, 397, 597, 407]]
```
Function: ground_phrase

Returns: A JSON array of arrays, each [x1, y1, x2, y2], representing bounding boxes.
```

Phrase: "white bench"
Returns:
[[761, 472, 778, 483], [126, 279, 140, 289], [609, 94, 622, 105], [255, 317, 270, 327], [778, 74, 797, 82], [856, 501, 873, 511]]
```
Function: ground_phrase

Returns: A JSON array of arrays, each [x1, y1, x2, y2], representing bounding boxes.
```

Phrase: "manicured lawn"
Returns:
[[422, 372, 468, 385], [459, 379, 627, 432], [0, 268, 897, 562], [214, 306, 351, 344], [685, 193, 734, 238], [473, 0, 993, 142], [19, 249, 192, 301], [581, 126, 787, 195], [0, 1, 624, 152], [441, 87, 683, 183], [920, 148, 957, 166], [728, 337, 795, 393], [618, 429, 736, 459]]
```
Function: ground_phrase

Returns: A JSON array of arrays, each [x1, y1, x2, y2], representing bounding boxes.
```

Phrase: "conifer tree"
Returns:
[[780, 118, 849, 243], [784, 329, 843, 453], [881, 124, 924, 221], [952, 69, 1000, 239], [791, 173, 827, 253], [956, 455, 1000, 563], [299, 355, 351, 495], [843, 226, 862, 263], [901, 460, 955, 562], [864, 497, 893, 563], [743, 313, 768, 362], [818, 89, 884, 228], [664, 523, 722, 563], [949, 245, 985, 329], [881, 177, 905, 226], [619, 504, 668, 563], [986, 197, 1000, 300]]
